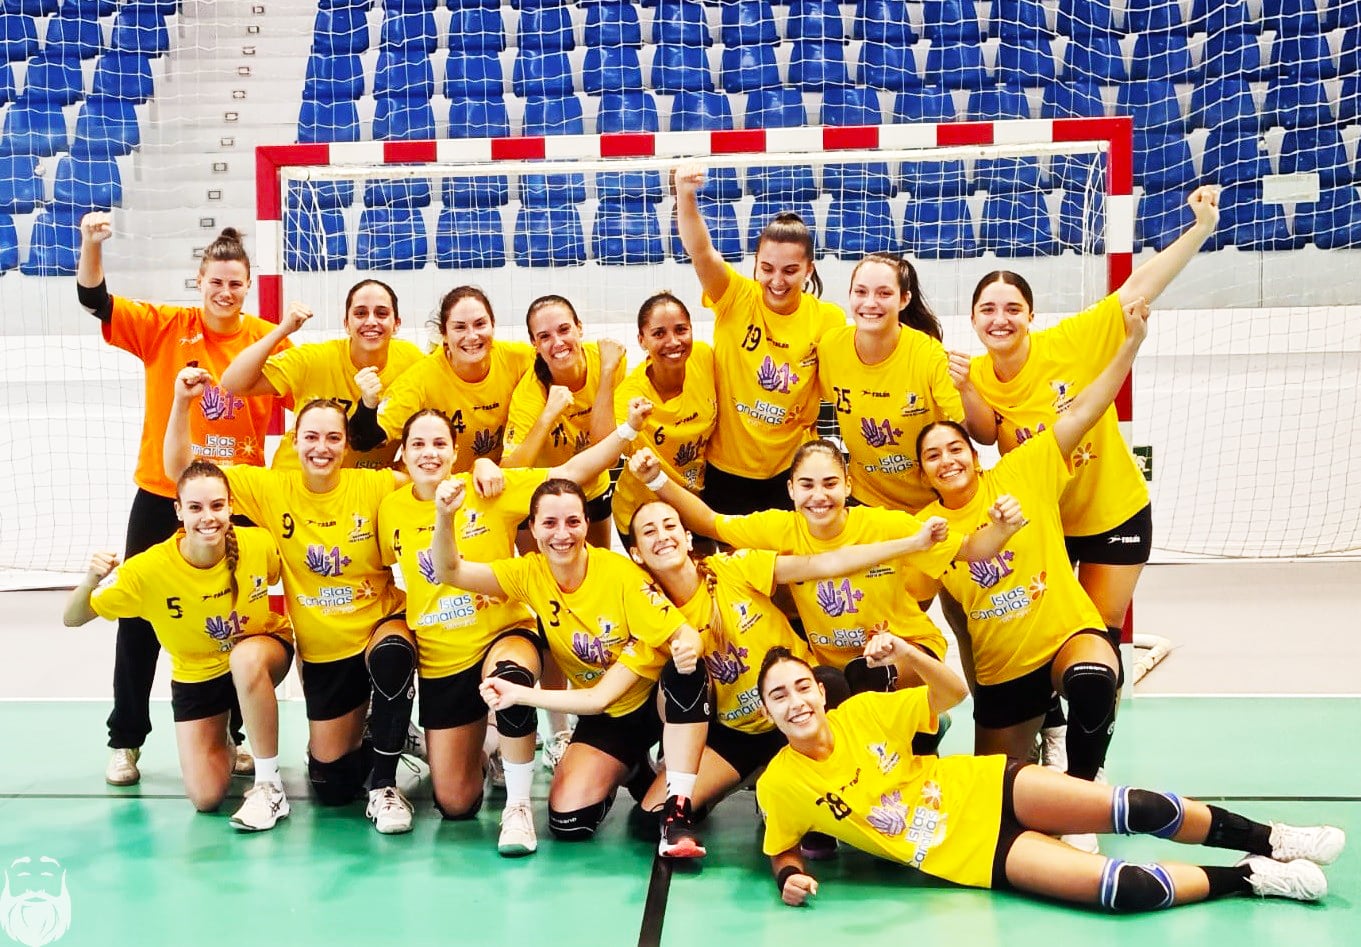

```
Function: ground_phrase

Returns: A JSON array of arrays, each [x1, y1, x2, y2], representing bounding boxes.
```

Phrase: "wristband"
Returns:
[[776, 865, 806, 895], [645, 470, 669, 492], [615, 421, 640, 443]]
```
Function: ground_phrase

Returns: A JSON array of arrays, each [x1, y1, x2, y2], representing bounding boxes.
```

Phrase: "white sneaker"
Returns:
[[105, 748, 141, 786], [232, 745, 255, 778], [1240, 855, 1328, 901], [403, 721, 427, 763], [498, 801, 538, 857], [486, 749, 506, 791], [541, 729, 572, 772], [1039, 725, 1068, 773], [230, 783, 290, 832], [366, 786, 414, 835], [1060, 833, 1101, 854], [1269, 823, 1346, 866]]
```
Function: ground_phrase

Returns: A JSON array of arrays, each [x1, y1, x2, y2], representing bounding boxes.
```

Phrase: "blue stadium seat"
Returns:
[[444, 50, 503, 98], [670, 89, 734, 130], [1191, 0, 1257, 34], [651, 44, 714, 93], [1129, 34, 1192, 82], [1209, 183, 1298, 251], [0, 213, 16, 273], [788, 0, 845, 41], [592, 199, 664, 263], [854, 0, 915, 43], [744, 86, 806, 127], [1057, 185, 1105, 253], [746, 165, 817, 200], [585, 3, 642, 48], [1279, 127, 1350, 188], [892, 84, 957, 122], [720, 42, 779, 92], [380, 8, 437, 53], [2, 0, 57, 14], [72, 97, 141, 157], [45, 11, 102, 59], [822, 90, 892, 198], [669, 196, 743, 261], [900, 156, 967, 198], [1063, 32, 1125, 82], [1201, 128, 1268, 185], [441, 174, 507, 208], [373, 97, 436, 140], [824, 197, 895, 258], [821, 86, 882, 125], [1340, 26, 1361, 77], [968, 86, 1030, 121], [1116, 79, 1183, 135], [1133, 132, 1195, 192], [1294, 185, 1361, 249], [519, 6, 574, 51], [284, 206, 348, 272], [136, 0, 178, 14], [355, 207, 429, 270], [1325, 0, 1361, 30], [1264, 77, 1333, 128], [1048, 150, 1103, 192], [364, 177, 432, 209], [513, 49, 574, 97], [0, 153, 40, 212], [21, 206, 81, 276], [925, 41, 985, 89], [746, 197, 817, 253], [305, 52, 364, 101], [1, 12, 39, 63], [521, 94, 584, 134], [990, 0, 1048, 41], [1039, 80, 1105, 118], [1271, 33, 1336, 80], [518, 172, 586, 206], [1056, 0, 1113, 36], [653, 1, 712, 45], [1124, 0, 1184, 33], [0, 99, 67, 155], [858, 41, 920, 91], [922, 0, 981, 42], [1262, 0, 1322, 35], [447, 7, 505, 51], [1338, 75, 1360, 124], [374, 48, 435, 100], [995, 39, 1056, 86], [0, 60, 11, 104], [582, 46, 645, 94], [789, 39, 850, 90], [297, 99, 361, 143], [974, 156, 1042, 193], [1189, 79, 1256, 132], [903, 195, 979, 258], [980, 188, 1057, 256], [1136, 188, 1191, 252], [287, 180, 355, 211], [20, 52, 84, 105], [1201, 29, 1263, 81], [92, 51, 153, 102], [448, 96, 511, 137], [514, 205, 587, 266], [110, 5, 169, 57], [436, 205, 506, 268], [597, 92, 663, 200], [721, 0, 777, 45]]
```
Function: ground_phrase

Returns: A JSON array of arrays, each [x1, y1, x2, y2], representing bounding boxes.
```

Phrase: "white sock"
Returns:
[[502, 760, 535, 805], [667, 771, 698, 800], [254, 755, 281, 788]]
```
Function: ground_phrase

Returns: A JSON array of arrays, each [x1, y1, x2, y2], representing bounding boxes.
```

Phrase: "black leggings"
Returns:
[[107, 488, 245, 749]]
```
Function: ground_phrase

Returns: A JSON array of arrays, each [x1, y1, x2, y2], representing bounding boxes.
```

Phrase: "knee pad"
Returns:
[[813, 665, 851, 710], [367, 635, 417, 701], [1112, 787, 1185, 839], [843, 656, 897, 696], [661, 659, 710, 724], [434, 792, 484, 821], [1099, 860, 1176, 913], [490, 660, 538, 738], [1062, 661, 1118, 735], [308, 745, 371, 806], [548, 797, 614, 841]]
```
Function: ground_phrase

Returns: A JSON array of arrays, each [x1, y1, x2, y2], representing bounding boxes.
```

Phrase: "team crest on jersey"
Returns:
[[248, 575, 268, 603], [900, 391, 927, 418], [1050, 379, 1076, 413], [349, 515, 373, 543], [868, 741, 900, 775], [461, 509, 490, 541], [730, 598, 761, 633]]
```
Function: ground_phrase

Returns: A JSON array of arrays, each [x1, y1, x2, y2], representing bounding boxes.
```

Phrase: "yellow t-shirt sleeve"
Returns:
[[1047, 292, 1126, 370], [862, 686, 937, 737], [619, 567, 689, 649], [714, 511, 790, 550], [260, 342, 317, 399], [757, 765, 808, 857], [489, 556, 531, 604], [89, 559, 146, 621], [926, 342, 966, 422], [729, 547, 779, 597], [502, 374, 547, 458], [222, 465, 273, 528]]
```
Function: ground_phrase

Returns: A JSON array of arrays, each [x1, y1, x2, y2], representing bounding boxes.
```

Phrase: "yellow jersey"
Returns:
[[263, 337, 424, 471], [377, 340, 535, 472], [757, 688, 1007, 889], [490, 546, 676, 717], [611, 341, 719, 536], [817, 324, 964, 512], [378, 469, 545, 678], [503, 341, 624, 501], [969, 292, 1148, 537], [676, 549, 811, 734], [923, 433, 1106, 685], [90, 527, 291, 683], [225, 466, 403, 663], [715, 508, 960, 666], [703, 265, 846, 478]]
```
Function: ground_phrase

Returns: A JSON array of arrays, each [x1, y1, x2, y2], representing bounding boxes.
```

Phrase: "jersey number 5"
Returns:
[[166, 596, 183, 619]]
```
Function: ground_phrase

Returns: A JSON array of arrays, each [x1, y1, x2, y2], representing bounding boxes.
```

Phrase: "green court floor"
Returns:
[[1, 698, 1356, 947]]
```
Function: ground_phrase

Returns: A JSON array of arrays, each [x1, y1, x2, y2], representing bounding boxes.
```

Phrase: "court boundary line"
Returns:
[[637, 853, 672, 947]]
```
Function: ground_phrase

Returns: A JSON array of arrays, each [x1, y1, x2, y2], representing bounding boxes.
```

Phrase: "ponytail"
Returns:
[[200, 227, 251, 277], [756, 212, 822, 297]]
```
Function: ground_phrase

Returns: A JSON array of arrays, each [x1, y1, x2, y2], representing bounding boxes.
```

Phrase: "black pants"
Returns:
[[107, 488, 245, 749]]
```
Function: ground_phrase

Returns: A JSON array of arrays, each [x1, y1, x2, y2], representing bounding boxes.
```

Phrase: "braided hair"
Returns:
[[175, 460, 241, 606]]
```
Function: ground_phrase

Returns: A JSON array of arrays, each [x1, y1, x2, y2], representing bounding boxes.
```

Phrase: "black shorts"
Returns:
[[701, 463, 793, 516], [570, 690, 662, 769], [301, 652, 371, 722], [973, 629, 1124, 728], [169, 632, 294, 723], [706, 721, 786, 782], [418, 627, 543, 730], [518, 486, 613, 531], [1065, 503, 1152, 567], [991, 758, 1031, 890]]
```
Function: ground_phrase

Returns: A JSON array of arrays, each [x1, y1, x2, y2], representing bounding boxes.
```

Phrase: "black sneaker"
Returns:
[[658, 795, 706, 859]]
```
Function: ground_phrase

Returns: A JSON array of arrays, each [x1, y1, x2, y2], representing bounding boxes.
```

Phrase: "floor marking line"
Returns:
[[637, 853, 673, 947]]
